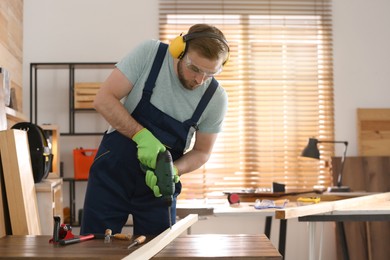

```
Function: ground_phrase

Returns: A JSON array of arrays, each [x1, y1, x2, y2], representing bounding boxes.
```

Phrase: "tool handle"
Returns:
[[127, 235, 146, 249], [135, 235, 146, 244], [113, 233, 132, 240], [59, 234, 94, 245], [53, 216, 61, 243]]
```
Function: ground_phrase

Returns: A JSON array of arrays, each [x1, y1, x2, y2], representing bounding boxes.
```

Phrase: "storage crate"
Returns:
[[73, 149, 97, 179], [74, 82, 101, 109]]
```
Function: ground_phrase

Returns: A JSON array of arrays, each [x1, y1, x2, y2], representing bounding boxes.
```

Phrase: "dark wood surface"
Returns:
[[154, 234, 282, 259], [0, 234, 281, 259], [332, 156, 390, 260]]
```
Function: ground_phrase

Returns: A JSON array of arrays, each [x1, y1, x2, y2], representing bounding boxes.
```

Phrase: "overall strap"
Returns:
[[188, 78, 218, 129], [143, 42, 168, 99]]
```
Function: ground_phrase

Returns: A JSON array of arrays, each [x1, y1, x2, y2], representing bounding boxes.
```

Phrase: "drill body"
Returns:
[[154, 150, 175, 206], [154, 150, 175, 228]]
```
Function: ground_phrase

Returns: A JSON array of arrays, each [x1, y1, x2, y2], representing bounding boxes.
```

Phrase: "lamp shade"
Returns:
[[300, 137, 349, 192], [301, 138, 320, 159]]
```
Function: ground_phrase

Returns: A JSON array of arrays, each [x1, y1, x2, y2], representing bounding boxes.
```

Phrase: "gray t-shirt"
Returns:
[[114, 40, 228, 150]]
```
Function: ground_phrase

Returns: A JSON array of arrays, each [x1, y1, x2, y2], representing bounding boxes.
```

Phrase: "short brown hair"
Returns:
[[186, 24, 229, 63]]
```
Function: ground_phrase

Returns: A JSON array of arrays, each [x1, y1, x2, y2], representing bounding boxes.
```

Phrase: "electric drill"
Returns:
[[154, 150, 175, 206], [152, 150, 176, 228]]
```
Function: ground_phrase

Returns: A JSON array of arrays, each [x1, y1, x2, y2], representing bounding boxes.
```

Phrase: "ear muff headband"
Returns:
[[168, 32, 230, 64]]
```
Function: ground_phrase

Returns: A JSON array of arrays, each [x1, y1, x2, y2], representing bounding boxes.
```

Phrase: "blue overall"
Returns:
[[81, 43, 218, 235]]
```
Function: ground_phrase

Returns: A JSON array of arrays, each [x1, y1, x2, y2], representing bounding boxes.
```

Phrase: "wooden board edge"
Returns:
[[0, 129, 41, 235], [122, 214, 198, 260], [275, 192, 390, 219]]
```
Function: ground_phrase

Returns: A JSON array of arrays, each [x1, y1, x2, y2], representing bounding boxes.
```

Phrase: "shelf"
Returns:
[[31, 62, 116, 69], [30, 62, 115, 135], [35, 178, 63, 235], [5, 107, 27, 122], [63, 178, 88, 225], [61, 132, 104, 136]]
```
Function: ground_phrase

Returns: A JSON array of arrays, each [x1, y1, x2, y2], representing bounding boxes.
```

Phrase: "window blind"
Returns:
[[159, 0, 334, 200]]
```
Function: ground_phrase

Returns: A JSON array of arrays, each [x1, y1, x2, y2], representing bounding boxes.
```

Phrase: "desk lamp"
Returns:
[[301, 138, 349, 192]]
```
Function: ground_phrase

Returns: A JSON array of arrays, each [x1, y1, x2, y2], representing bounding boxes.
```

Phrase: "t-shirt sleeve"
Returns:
[[115, 40, 159, 86], [197, 86, 228, 133]]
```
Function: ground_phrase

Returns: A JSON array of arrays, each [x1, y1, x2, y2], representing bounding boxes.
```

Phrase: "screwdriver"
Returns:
[[127, 235, 146, 249]]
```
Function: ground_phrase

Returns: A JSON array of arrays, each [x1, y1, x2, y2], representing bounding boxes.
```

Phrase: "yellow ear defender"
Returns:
[[168, 32, 230, 65]]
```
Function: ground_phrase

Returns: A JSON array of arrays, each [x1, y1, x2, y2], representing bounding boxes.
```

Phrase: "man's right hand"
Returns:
[[132, 128, 166, 169]]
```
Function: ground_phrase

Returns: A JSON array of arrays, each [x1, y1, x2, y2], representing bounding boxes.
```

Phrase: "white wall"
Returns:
[[23, 0, 390, 159], [22, 0, 390, 259], [22, 0, 160, 243], [333, 0, 390, 155]]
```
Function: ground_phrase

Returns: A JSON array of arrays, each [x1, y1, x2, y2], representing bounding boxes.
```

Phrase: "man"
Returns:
[[80, 24, 229, 235]]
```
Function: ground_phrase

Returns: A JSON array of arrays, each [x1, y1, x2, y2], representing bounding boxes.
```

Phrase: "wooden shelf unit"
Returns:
[[35, 178, 63, 235]]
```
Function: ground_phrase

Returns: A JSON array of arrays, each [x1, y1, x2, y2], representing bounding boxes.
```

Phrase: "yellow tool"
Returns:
[[297, 197, 321, 205]]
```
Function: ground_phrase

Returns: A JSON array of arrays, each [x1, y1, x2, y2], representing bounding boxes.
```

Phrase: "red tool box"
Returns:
[[73, 148, 97, 179]]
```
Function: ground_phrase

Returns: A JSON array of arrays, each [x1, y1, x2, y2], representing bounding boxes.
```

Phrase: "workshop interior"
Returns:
[[1, 0, 390, 259]]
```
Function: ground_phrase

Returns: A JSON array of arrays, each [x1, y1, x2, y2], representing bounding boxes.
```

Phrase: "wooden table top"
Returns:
[[0, 234, 281, 260]]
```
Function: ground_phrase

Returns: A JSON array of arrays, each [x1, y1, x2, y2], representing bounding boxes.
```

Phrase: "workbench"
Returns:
[[177, 191, 378, 260], [275, 192, 390, 260], [0, 234, 281, 259]]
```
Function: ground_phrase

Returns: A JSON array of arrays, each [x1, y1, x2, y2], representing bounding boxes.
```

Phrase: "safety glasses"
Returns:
[[184, 55, 222, 78]]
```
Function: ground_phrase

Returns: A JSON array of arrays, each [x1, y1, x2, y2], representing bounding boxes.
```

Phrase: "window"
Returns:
[[159, 0, 334, 199]]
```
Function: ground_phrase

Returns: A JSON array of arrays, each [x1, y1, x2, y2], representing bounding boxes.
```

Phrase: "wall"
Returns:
[[23, 0, 159, 232], [333, 0, 390, 155], [22, 0, 390, 259]]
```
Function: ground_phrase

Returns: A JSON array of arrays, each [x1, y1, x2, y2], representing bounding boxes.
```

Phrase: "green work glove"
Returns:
[[145, 169, 162, 197], [132, 128, 166, 169], [145, 166, 179, 198], [173, 165, 180, 183]]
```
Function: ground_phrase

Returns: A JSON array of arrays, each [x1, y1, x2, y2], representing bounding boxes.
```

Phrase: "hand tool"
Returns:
[[52, 216, 61, 243], [93, 229, 132, 241], [50, 216, 96, 246], [59, 234, 95, 245], [50, 216, 75, 243], [127, 235, 146, 249], [104, 229, 112, 243], [154, 150, 175, 228], [297, 196, 321, 205]]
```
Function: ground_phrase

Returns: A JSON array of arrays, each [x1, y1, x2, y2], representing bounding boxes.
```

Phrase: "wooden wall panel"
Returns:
[[0, 0, 23, 113], [357, 108, 390, 156], [332, 156, 390, 260], [0, 0, 23, 238]]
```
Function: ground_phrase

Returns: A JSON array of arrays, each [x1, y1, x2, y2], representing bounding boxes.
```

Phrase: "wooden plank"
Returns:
[[0, 159, 6, 238], [0, 78, 6, 130], [275, 192, 390, 219], [74, 82, 101, 109], [0, 129, 41, 235], [332, 156, 390, 260], [123, 214, 198, 260], [332, 156, 390, 193], [357, 108, 390, 156]]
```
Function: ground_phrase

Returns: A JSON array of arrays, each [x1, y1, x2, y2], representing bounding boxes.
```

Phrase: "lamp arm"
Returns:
[[336, 141, 348, 187]]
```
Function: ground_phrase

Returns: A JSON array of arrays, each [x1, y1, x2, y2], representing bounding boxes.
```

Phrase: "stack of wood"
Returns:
[[74, 82, 101, 109]]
